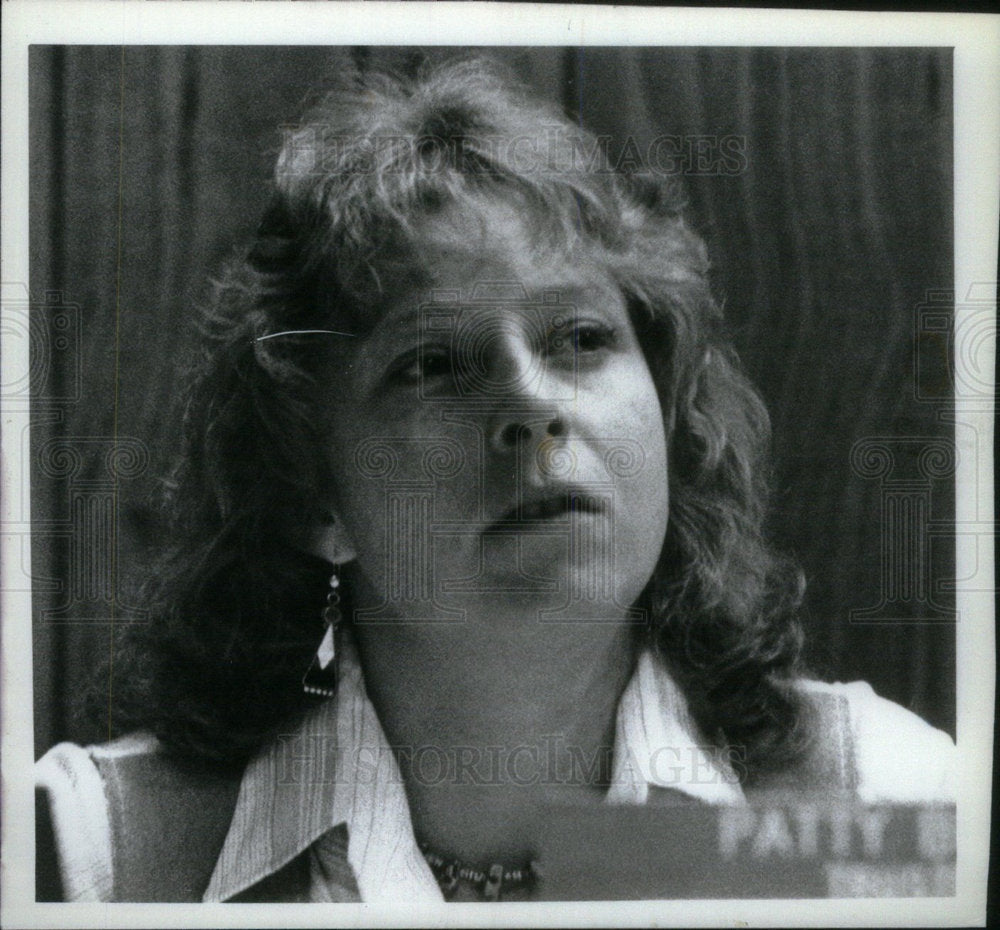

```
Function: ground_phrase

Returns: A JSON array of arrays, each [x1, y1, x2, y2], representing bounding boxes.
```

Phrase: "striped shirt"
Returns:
[[37, 627, 955, 902]]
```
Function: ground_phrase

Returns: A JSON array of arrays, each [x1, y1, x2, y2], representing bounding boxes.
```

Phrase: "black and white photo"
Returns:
[[2, 4, 996, 927]]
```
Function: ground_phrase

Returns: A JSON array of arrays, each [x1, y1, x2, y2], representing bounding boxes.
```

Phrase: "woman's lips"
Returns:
[[488, 491, 607, 530]]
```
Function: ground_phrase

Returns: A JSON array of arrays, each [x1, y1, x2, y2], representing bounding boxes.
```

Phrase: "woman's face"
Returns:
[[320, 202, 669, 626]]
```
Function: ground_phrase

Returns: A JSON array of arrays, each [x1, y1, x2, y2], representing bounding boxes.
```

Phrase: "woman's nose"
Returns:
[[480, 329, 568, 453], [490, 411, 566, 455]]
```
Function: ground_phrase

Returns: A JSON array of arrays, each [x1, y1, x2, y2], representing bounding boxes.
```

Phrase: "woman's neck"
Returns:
[[350, 605, 638, 866]]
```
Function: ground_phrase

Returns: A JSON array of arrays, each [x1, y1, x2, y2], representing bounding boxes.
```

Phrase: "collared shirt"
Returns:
[[36, 630, 956, 902], [200, 627, 954, 903], [202, 627, 745, 902]]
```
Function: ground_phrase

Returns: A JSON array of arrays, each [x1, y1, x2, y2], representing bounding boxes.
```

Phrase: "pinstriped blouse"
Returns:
[[36, 625, 956, 903]]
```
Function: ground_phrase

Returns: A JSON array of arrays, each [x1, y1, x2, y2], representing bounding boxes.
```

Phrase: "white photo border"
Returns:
[[2, 3, 996, 928]]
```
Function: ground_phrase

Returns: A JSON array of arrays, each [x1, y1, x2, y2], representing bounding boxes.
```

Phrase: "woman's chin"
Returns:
[[432, 541, 646, 626]]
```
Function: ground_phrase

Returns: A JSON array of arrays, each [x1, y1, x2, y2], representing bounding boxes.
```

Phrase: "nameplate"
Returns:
[[538, 798, 955, 899]]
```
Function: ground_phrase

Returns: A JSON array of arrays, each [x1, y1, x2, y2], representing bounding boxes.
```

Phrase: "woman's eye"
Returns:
[[390, 348, 453, 385], [547, 321, 618, 356], [575, 323, 618, 352]]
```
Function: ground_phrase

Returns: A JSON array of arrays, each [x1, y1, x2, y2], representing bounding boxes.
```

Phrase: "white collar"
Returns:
[[204, 629, 744, 902]]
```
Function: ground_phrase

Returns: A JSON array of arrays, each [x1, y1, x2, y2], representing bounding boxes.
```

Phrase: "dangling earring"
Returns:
[[303, 566, 341, 697]]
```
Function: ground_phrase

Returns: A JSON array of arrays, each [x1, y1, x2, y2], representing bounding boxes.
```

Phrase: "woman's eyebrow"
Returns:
[[374, 305, 426, 331], [363, 306, 435, 348]]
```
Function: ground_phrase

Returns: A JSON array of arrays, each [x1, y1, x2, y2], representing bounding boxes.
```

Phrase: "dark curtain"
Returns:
[[30, 46, 955, 755]]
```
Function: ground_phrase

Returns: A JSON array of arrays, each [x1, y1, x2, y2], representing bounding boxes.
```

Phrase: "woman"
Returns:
[[35, 57, 955, 903]]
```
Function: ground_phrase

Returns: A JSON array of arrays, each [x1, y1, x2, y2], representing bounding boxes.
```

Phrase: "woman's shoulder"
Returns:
[[36, 733, 241, 901], [36, 738, 121, 900], [795, 678, 956, 804]]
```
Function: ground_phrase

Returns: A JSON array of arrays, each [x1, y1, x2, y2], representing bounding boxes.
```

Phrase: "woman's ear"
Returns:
[[307, 511, 357, 565]]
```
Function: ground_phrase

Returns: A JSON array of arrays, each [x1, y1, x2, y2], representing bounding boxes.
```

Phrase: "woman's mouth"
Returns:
[[489, 491, 607, 530]]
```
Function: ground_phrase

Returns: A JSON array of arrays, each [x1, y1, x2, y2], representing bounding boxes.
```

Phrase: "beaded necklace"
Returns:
[[419, 844, 538, 901]]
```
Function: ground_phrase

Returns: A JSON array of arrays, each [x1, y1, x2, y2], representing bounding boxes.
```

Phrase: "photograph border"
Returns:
[[2, 3, 996, 928]]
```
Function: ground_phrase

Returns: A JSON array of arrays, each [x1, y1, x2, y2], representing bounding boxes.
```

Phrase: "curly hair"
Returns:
[[92, 57, 808, 779]]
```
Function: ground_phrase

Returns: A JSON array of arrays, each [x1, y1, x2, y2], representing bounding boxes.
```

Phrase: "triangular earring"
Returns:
[[303, 566, 341, 697]]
